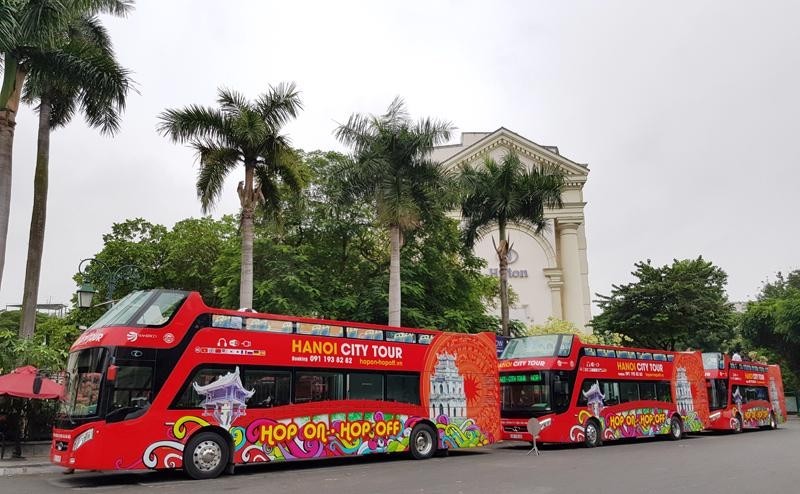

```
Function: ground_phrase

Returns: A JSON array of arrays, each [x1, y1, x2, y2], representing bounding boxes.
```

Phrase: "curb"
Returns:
[[0, 461, 61, 476]]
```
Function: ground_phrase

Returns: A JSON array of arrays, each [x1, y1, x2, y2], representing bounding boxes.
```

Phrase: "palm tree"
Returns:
[[459, 151, 565, 336], [0, 0, 132, 289], [158, 85, 304, 309], [335, 97, 453, 327], [18, 15, 132, 339]]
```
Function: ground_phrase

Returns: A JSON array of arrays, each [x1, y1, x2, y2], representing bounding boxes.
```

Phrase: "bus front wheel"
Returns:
[[184, 431, 230, 480], [584, 420, 602, 448], [668, 416, 683, 440], [409, 424, 437, 460], [769, 412, 778, 430]]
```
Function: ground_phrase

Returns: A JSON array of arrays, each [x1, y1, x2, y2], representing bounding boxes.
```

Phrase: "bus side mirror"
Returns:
[[107, 365, 118, 382]]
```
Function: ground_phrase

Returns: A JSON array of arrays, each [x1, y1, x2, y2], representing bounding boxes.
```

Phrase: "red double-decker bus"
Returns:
[[702, 352, 787, 431], [50, 290, 500, 479], [499, 334, 710, 447]]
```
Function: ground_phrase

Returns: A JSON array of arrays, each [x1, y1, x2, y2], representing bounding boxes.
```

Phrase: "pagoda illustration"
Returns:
[[732, 387, 743, 410], [582, 381, 605, 417], [429, 352, 467, 420], [193, 367, 255, 430], [675, 367, 694, 415], [769, 377, 781, 415]]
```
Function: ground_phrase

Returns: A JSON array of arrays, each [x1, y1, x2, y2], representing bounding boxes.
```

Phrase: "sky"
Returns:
[[2, 0, 799, 312]]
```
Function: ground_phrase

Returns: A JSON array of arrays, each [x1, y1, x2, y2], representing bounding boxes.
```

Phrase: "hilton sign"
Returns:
[[486, 249, 529, 278]]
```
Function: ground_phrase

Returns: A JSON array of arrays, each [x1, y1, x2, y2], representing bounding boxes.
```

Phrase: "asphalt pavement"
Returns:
[[3, 417, 798, 493]]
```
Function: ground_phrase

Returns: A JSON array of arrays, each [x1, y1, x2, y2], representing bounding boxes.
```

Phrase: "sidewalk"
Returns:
[[0, 456, 61, 476]]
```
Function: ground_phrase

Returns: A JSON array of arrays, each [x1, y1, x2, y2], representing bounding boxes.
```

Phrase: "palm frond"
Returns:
[[194, 144, 241, 213], [158, 104, 228, 144], [217, 86, 250, 118], [0, 2, 20, 53], [255, 81, 303, 129], [334, 112, 375, 154]]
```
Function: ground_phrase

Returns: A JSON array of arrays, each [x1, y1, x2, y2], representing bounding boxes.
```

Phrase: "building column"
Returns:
[[543, 268, 564, 319], [557, 220, 584, 329]]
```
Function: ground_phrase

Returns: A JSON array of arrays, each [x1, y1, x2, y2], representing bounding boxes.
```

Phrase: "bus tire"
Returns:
[[184, 431, 230, 480], [732, 414, 743, 433], [409, 424, 437, 460], [584, 420, 602, 448], [769, 412, 778, 430], [668, 416, 683, 440]]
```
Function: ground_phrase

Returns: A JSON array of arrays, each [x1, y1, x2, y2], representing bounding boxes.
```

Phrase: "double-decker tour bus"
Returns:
[[51, 290, 500, 479], [499, 334, 710, 447], [702, 352, 787, 432]]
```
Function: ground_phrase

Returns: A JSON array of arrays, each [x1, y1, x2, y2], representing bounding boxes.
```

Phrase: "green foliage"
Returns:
[[0, 311, 78, 373], [524, 317, 614, 345], [740, 270, 800, 390], [592, 257, 736, 351]]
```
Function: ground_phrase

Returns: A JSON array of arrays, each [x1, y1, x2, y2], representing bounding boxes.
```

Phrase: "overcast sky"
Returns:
[[2, 0, 799, 313]]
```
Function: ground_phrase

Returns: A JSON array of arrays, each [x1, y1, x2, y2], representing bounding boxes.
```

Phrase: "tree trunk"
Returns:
[[0, 59, 26, 290], [496, 222, 510, 336], [237, 164, 255, 309], [388, 224, 402, 327], [19, 96, 52, 339]]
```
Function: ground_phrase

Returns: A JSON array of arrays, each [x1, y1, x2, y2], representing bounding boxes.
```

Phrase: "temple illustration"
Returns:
[[193, 366, 255, 430], [675, 368, 694, 415], [582, 381, 605, 417], [429, 352, 467, 420]]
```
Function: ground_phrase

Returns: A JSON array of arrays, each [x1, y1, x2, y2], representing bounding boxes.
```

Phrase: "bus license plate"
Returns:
[[53, 454, 61, 462], [510, 433, 523, 439]]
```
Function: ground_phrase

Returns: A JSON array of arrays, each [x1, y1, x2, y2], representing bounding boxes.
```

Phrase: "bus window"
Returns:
[[346, 328, 384, 341], [637, 352, 653, 361], [706, 379, 727, 410], [417, 334, 434, 345], [656, 382, 672, 402], [347, 373, 384, 400], [297, 323, 344, 337], [386, 331, 416, 343], [557, 335, 573, 357], [666, 355, 674, 362], [385, 374, 420, 404], [583, 347, 596, 357], [294, 371, 344, 403], [653, 353, 667, 362], [173, 366, 235, 408], [639, 382, 657, 401], [619, 382, 640, 403], [246, 318, 293, 333], [212, 315, 243, 329], [243, 369, 291, 408]]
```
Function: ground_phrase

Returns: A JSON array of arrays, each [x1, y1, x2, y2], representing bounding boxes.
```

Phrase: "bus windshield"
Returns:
[[89, 290, 188, 329], [500, 371, 573, 418], [61, 347, 108, 418], [501, 334, 574, 359]]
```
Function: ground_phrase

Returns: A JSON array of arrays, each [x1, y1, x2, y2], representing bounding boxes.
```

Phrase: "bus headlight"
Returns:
[[73, 428, 94, 451], [539, 418, 552, 429], [709, 412, 722, 422]]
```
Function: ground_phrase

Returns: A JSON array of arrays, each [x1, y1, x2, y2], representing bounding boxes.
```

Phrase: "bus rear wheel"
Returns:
[[584, 420, 602, 448], [668, 416, 683, 440], [184, 431, 230, 480], [410, 424, 437, 460]]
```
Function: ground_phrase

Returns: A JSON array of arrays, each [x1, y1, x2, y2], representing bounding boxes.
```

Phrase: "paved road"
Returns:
[[4, 418, 799, 493]]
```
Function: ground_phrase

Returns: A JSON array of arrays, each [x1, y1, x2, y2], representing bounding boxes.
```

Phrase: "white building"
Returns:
[[431, 128, 591, 330], [429, 352, 467, 420]]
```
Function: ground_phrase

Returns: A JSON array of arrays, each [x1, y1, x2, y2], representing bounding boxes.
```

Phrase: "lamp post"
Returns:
[[76, 258, 143, 309]]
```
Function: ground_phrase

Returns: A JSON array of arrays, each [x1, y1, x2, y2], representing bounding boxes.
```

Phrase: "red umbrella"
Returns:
[[0, 366, 64, 400]]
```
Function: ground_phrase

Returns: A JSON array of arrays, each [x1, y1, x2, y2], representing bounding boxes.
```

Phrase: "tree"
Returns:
[[0, 0, 132, 290], [335, 97, 453, 327], [592, 257, 736, 351], [740, 270, 800, 390], [459, 151, 565, 336], [158, 84, 304, 309], [18, 14, 132, 339]]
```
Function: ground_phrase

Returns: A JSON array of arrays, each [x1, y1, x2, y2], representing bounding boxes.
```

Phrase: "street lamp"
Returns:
[[76, 258, 143, 308]]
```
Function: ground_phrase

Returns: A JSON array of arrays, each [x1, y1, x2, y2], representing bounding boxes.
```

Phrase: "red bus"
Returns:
[[50, 290, 500, 479], [499, 334, 710, 447], [702, 352, 787, 431]]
